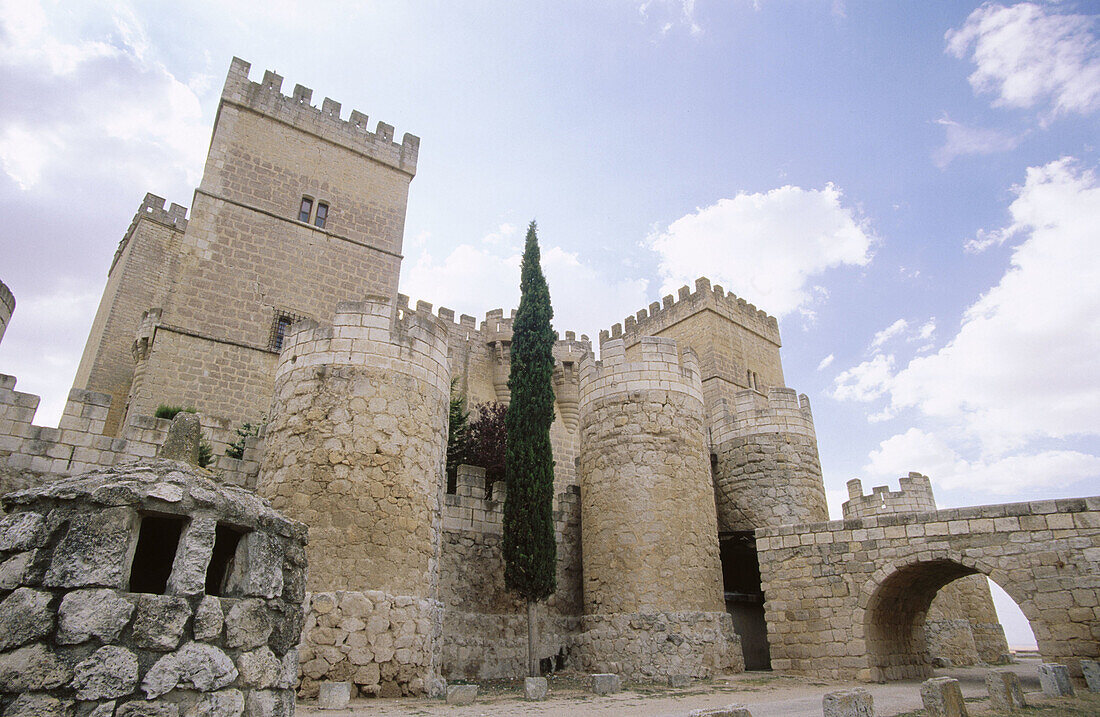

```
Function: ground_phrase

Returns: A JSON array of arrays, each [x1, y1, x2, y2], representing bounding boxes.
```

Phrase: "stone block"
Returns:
[[3, 693, 72, 717], [0, 642, 71, 692], [193, 595, 225, 642], [318, 680, 353, 709], [446, 684, 478, 705], [142, 642, 238, 698], [1037, 663, 1075, 696], [591, 673, 621, 695], [688, 706, 753, 717], [1081, 659, 1100, 692], [57, 588, 134, 644], [158, 411, 201, 464], [43, 507, 136, 588], [0, 512, 46, 551], [0, 587, 54, 650], [132, 594, 191, 651], [525, 676, 548, 700], [225, 598, 273, 649], [668, 674, 692, 688], [920, 677, 968, 717], [72, 645, 140, 700], [822, 688, 874, 717], [985, 669, 1024, 709]]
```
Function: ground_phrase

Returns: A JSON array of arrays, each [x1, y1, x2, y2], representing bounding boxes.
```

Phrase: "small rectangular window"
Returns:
[[269, 310, 307, 352], [129, 514, 187, 594], [314, 202, 328, 228], [298, 197, 313, 222], [205, 523, 247, 596]]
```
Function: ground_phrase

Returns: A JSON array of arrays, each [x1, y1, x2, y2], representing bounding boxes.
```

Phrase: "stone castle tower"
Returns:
[[0, 58, 1021, 697]]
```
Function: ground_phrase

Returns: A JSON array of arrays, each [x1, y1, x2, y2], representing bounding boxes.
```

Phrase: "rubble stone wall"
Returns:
[[576, 337, 738, 678], [259, 297, 449, 695], [712, 387, 828, 532], [0, 461, 306, 716]]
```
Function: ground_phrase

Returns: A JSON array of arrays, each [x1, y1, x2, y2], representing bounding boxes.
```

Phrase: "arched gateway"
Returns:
[[756, 496, 1100, 682]]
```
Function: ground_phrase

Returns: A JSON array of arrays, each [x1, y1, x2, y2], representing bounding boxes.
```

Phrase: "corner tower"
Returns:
[[81, 58, 420, 432]]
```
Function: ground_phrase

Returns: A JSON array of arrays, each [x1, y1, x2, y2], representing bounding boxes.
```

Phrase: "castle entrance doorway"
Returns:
[[720, 531, 771, 670]]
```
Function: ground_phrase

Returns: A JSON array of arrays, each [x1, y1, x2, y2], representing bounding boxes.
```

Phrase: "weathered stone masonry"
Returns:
[[757, 496, 1100, 682]]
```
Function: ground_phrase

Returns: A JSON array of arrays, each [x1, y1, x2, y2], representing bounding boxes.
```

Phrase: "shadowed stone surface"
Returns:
[[0, 587, 54, 650], [921, 676, 968, 717], [985, 669, 1024, 709], [446, 684, 478, 705], [157, 412, 202, 465], [823, 688, 874, 717], [1037, 663, 1074, 696]]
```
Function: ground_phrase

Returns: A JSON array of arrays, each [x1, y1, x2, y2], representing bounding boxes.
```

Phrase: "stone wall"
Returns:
[[259, 297, 449, 695], [0, 460, 306, 716], [0, 280, 12, 348], [0, 375, 263, 499], [711, 387, 827, 532], [756, 496, 1100, 682], [575, 337, 740, 678], [439, 467, 582, 679]]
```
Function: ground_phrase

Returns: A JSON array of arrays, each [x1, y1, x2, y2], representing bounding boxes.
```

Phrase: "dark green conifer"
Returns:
[[503, 220, 557, 675]]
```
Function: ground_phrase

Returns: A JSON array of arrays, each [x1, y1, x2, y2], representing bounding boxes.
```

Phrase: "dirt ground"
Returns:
[[295, 658, 1099, 717]]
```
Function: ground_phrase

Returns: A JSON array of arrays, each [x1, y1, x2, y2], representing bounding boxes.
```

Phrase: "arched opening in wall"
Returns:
[[865, 559, 1039, 682], [720, 531, 771, 670]]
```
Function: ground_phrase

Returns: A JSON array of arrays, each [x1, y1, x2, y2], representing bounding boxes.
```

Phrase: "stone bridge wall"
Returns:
[[757, 496, 1100, 682]]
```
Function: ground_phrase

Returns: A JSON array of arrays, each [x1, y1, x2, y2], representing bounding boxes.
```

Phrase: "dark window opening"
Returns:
[[129, 514, 187, 594], [314, 202, 328, 228], [299, 197, 313, 222], [205, 523, 247, 596], [268, 310, 306, 352]]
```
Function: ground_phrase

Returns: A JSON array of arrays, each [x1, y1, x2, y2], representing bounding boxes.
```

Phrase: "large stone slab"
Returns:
[[1037, 662, 1075, 697], [0, 587, 54, 650], [447, 684, 478, 705], [525, 676, 548, 701], [1080, 659, 1100, 692], [822, 688, 873, 717], [72, 645, 140, 700], [590, 673, 621, 695], [43, 507, 136, 589], [0, 642, 71, 692], [318, 680, 353, 709], [57, 588, 134, 644], [920, 676, 968, 717], [985, 669, 1025, 709], [132, 594, 191, 651], [689, 706, 753, 717]]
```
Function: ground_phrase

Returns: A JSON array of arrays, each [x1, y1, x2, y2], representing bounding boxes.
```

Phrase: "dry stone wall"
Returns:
[[756, 496, 1100, 682], [575, 337, 740, 678], [259, 297, 449, 696], [0, 460, 306, 716], [712, 387, 828, 532]]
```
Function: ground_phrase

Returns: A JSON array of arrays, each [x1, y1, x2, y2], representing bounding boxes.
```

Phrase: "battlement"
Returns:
[[0, 374, 260, 489], [444, 465, 580, 536], [711, 386, 815, 447], [223, 58, 419, 176], [599, 277, 781, 348], [276, 294, 450, 396], [579, 337, 703, 407], [110, 194, 189, 276], [843, 472, 937, 519]]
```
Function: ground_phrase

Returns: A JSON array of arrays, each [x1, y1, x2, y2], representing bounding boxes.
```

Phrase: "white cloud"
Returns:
[[932, 115, 1023, 168], [946, 2, 1100, 121], [648, 184, 874, 317], [638, 0, 702, 35], [864, 428, 1100, 496], [399, 224, 651, 342], [916, 319, 936, 342], [832, 353, 895, 403], [869, 318, 909, 350], [886, 159, 1100, 450], [0, 0, 208, 191], [816, 353, 835, 371]]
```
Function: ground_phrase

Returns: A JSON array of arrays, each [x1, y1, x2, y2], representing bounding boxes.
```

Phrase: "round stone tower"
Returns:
[[573, 337, 742, 679], [258, 295, 450, 697], [711, 387, 828, 532]]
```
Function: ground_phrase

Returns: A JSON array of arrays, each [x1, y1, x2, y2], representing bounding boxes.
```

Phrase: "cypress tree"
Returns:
[[503, 220, 557, 676]]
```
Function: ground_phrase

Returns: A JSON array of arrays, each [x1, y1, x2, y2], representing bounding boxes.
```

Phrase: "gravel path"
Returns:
[[296, 660, 1045, 717]]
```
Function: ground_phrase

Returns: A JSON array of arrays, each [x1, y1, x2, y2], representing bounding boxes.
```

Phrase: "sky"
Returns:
[[1, 0, 1099, 649]]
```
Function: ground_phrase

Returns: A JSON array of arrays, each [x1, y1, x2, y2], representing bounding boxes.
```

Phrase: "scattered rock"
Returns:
[[524, 676, 548, 700], [822, 688, 874, 717], [921, 676, 968, 717], [318, 681, 353, 709], [446, 684, 478, 705], [590, 673, 620, 695]]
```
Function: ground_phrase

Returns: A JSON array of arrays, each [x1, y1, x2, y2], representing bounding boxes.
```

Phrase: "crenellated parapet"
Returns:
[[843, 472, 937, 519], [109, 193, 188, 276], [579, 336, 703, 407], [711, 386, 816, 447], [600, 277, 780, 348], [223, 57, 419, 176]]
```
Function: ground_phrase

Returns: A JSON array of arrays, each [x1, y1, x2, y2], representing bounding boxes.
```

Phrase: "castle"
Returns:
[[1, 58, 1097, 699]]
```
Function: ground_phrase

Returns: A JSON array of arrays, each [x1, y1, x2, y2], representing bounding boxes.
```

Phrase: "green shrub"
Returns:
[[226, 421, 262, 460], [154, 404, 196, 420]]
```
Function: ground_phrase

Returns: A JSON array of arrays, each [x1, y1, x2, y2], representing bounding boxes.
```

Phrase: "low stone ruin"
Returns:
[[0, 460, 306, 716]]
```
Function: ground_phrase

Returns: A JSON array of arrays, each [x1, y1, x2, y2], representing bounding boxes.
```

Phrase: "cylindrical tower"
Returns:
[[573, 337, 742, 678], [711, 387, 828, 531], [258, 295, 449, 696]]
